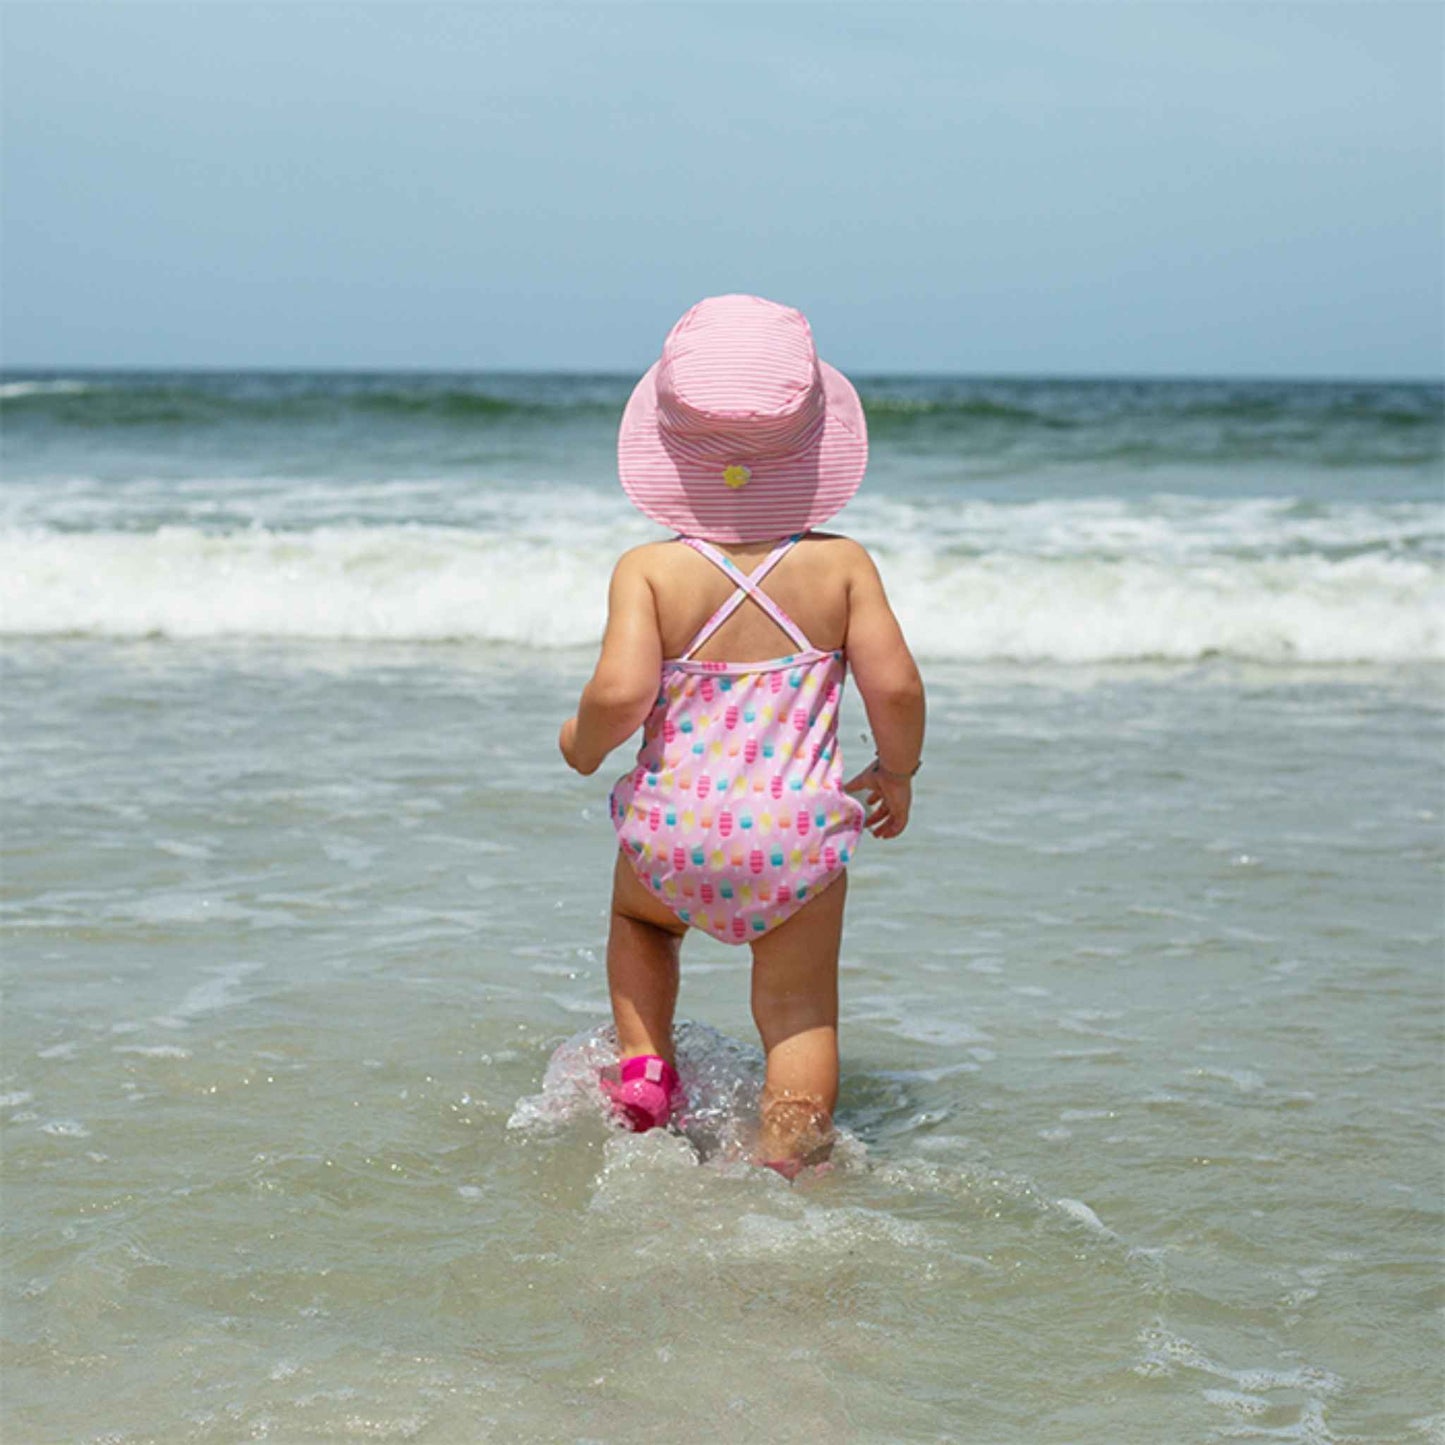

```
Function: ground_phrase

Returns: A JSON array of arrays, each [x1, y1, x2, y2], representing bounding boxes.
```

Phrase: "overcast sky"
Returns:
[[3, 3, 1440, 377]]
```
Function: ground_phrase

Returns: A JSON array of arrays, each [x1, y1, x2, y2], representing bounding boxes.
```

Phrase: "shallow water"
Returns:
[[2, 639, 1440, 1442], [4, 370, 1442, 1438]]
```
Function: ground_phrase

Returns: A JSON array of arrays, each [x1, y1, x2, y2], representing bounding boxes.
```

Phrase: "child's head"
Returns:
[[617, 294, 867, 543]]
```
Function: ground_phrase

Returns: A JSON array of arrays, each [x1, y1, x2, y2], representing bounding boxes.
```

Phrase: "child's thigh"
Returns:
[[610, 849, 688, 936], [749, 872, 847, 1028]]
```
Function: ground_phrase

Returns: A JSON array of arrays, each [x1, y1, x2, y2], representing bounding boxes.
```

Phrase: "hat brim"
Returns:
[[617, 360, 868, 544]]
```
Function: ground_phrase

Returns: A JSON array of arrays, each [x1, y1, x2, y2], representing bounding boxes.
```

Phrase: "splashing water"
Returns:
[[508, 1019, 868, 1173]]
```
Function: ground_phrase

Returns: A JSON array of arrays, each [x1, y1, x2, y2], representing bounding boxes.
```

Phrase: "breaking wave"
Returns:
[[1, 492, 1438, 662]]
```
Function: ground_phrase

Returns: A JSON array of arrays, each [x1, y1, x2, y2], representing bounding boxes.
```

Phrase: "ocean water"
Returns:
[[1, 372, 1442, 1442]]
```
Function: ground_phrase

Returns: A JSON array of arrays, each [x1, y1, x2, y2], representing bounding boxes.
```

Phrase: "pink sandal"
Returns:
[[600, 1054, 684, 1133], [760, 1158, 803, 1181]]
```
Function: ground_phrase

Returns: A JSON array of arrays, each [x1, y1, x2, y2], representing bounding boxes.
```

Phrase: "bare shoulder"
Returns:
[[804, 531, 872, 562], [612, 541, 678, 583], [802, 532, 881, 588]]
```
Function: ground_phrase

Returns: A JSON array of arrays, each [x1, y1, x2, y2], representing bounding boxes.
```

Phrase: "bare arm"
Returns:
[[841, 543, 925, 837], [559, 550, 663, 775]]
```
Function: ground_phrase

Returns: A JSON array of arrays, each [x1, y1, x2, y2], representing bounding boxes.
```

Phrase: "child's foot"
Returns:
[[756, 1094, 835, 1178], [759, 1156, 836, 1182], [600, 1054, 683, 1132]]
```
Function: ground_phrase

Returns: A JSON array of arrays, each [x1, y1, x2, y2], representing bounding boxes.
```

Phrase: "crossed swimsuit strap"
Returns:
[[677, 534, 815, 660]]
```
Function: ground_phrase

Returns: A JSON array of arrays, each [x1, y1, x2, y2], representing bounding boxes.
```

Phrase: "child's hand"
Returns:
[[559, 716, 594, 775], [844, 761, 912, 839]]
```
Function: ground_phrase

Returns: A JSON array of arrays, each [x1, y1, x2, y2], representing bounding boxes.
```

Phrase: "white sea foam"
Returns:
[[0, 379, 93, 400], [153, 961, 265, 1028], [0, 524, 615, 649], [1134, 1323, 1343, 1398], [40, 1119, 91, 1138], [1054, 1197, 1113, 1236], [0, 493, 1439, 662]]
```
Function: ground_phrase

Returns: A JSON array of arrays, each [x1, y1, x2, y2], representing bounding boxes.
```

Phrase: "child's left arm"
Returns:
[[559, 549, 663, 775]]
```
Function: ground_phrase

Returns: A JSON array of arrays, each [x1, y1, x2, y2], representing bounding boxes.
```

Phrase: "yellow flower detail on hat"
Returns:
[[722, 464, 751, 490]]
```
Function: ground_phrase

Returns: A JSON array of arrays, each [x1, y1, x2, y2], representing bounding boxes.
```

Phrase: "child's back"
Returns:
[[641, 529, 921, 717], [641, 531, 854, 661], [609, 531, 869, 945]]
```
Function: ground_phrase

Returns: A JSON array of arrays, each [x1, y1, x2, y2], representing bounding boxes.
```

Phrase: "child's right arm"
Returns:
[[840, 542, 925, 839], [559, 549, 662, 776]]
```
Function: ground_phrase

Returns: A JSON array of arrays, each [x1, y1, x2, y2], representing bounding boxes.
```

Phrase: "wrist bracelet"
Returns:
[[873, 755, 921, 780]]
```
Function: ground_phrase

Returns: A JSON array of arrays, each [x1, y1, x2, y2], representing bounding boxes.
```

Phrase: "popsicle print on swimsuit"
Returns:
[[610, 534, 866, 944]]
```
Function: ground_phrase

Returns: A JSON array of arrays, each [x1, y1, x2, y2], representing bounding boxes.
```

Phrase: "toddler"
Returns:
[[559, 294, 925, 1178]]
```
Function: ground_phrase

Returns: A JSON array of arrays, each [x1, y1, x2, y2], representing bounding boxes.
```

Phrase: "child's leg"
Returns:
[[606, 849, 687, 1065], [749, 873, 847, 1168]]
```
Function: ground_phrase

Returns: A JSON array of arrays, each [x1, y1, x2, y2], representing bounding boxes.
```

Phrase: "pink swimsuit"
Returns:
[[609, 534, 866, 944]]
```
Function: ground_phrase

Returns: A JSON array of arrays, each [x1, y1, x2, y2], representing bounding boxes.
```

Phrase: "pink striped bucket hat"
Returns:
[[618, 294, 868, 543]]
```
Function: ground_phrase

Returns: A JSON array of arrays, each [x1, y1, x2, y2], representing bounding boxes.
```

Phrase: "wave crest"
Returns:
[[1, 518, 1436, 662]]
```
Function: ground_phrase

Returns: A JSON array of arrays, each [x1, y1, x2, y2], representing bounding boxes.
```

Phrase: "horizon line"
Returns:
[[2, 362, 1441, 386]]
